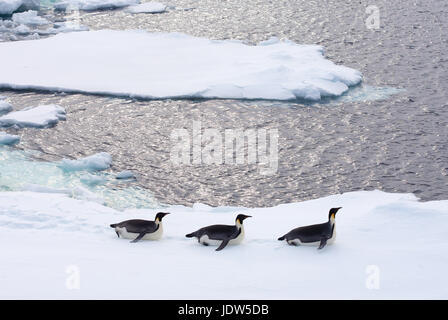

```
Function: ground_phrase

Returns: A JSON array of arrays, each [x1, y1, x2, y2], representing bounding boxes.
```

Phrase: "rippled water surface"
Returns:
[[1, 0, 447, 207]]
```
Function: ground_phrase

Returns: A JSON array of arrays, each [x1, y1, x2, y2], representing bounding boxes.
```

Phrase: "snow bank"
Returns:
[[22, 183, 104, 203], [0, 189, 447, 299], [53, 0, 139, 11], [12, 10, 50, 25], [126, 2, 166, 14], [0, 132, 20, 145], [59, 152, 112, 172], [0, 0, 39, 15], [0, 104, 66, 128], [0, 30, 362, 101], [0, 100, 12, 115]]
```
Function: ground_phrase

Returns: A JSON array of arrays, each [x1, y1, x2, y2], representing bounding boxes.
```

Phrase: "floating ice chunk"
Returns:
[[0, 104, 66, 128], [12, 10, 50, 26], [0, 132, 20, 145], [53, 0, 139, 11], [116, 170, 135, 179], [0, 30, 362, 101], [13, 23, 31, 34], [126, 2, 166, 13], [22, 0, 39, 10], [59, 152, 112, 172], [0, 100, 13, 115], [0, 0, 23, 15], [52, 21, 89, 32]]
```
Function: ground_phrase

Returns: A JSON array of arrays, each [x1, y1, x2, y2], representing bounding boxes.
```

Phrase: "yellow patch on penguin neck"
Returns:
[[236, 219, 242, 226], [155, 217, 161, 224], [330, 213, 336, 222]]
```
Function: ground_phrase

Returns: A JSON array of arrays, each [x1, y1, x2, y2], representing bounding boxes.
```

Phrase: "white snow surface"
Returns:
[[0, 104, 66, 128], [0, 189, 447, 299], [59, 152, 112, 171], [0, 132, 20, 145], [0, 0, 39, 14], [53, 0, 139, 11], [0, 30, 362, 101], [126, 1, 166, 13], [12, 10, 49, 25]]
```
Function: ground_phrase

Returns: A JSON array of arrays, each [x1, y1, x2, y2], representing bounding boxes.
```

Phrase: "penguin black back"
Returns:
[[186, 214, 252, 251], [278, 207, 341, 250]]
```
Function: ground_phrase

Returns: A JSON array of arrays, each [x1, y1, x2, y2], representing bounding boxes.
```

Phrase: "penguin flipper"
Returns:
[[318, 237, 328, 250], [130, 232, 147, 243], [216, 238, 230, 251]]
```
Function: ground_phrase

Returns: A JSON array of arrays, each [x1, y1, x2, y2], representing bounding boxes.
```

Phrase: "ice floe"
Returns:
[[116, 170, 135, 179], [59, 152, 112, 172], [0, 104, 66, 128], [53, 0, 139, 11], [0, 100, 12, 115], [126, 1, 166, 14], [0, 188, 447, 299], [12, 10, 49, 25], [0, 132, 19, 145], [0, 0, 39, 15], [0, 30, 363, 101]]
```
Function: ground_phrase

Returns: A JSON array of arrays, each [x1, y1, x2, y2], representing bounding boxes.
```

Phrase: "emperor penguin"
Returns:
[[185, 214, 252, 251], [110, 212, 170, 243], [278, 207, 342, 250]]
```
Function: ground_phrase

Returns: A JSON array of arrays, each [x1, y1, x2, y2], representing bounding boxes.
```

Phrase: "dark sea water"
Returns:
[[1, 0, 447, 207]]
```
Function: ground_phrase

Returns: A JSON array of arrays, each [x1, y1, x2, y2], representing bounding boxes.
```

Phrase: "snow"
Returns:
[[0, 132, 20, 145], [0, 104, 66, 128], [54, 0, 139, 11], [59, 152, 112, 172], [0, 30, 362, 101], [0, 189, 447, 299], [0, 100, 13, 115], [0, 0, 39, 15], [12, 10, 49, 25], [126, 2, 166, 14], [116, 170, 135, 179]]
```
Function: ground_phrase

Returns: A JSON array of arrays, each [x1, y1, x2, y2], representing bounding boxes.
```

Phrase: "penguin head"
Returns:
[[235, 214, 252, 225], [328, 207, 342, 220], [155, 212, 170, 222]]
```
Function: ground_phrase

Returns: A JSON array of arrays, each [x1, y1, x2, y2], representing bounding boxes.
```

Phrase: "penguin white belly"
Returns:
[[199, 228, 245, 246], [116, 225, 163, 240]]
